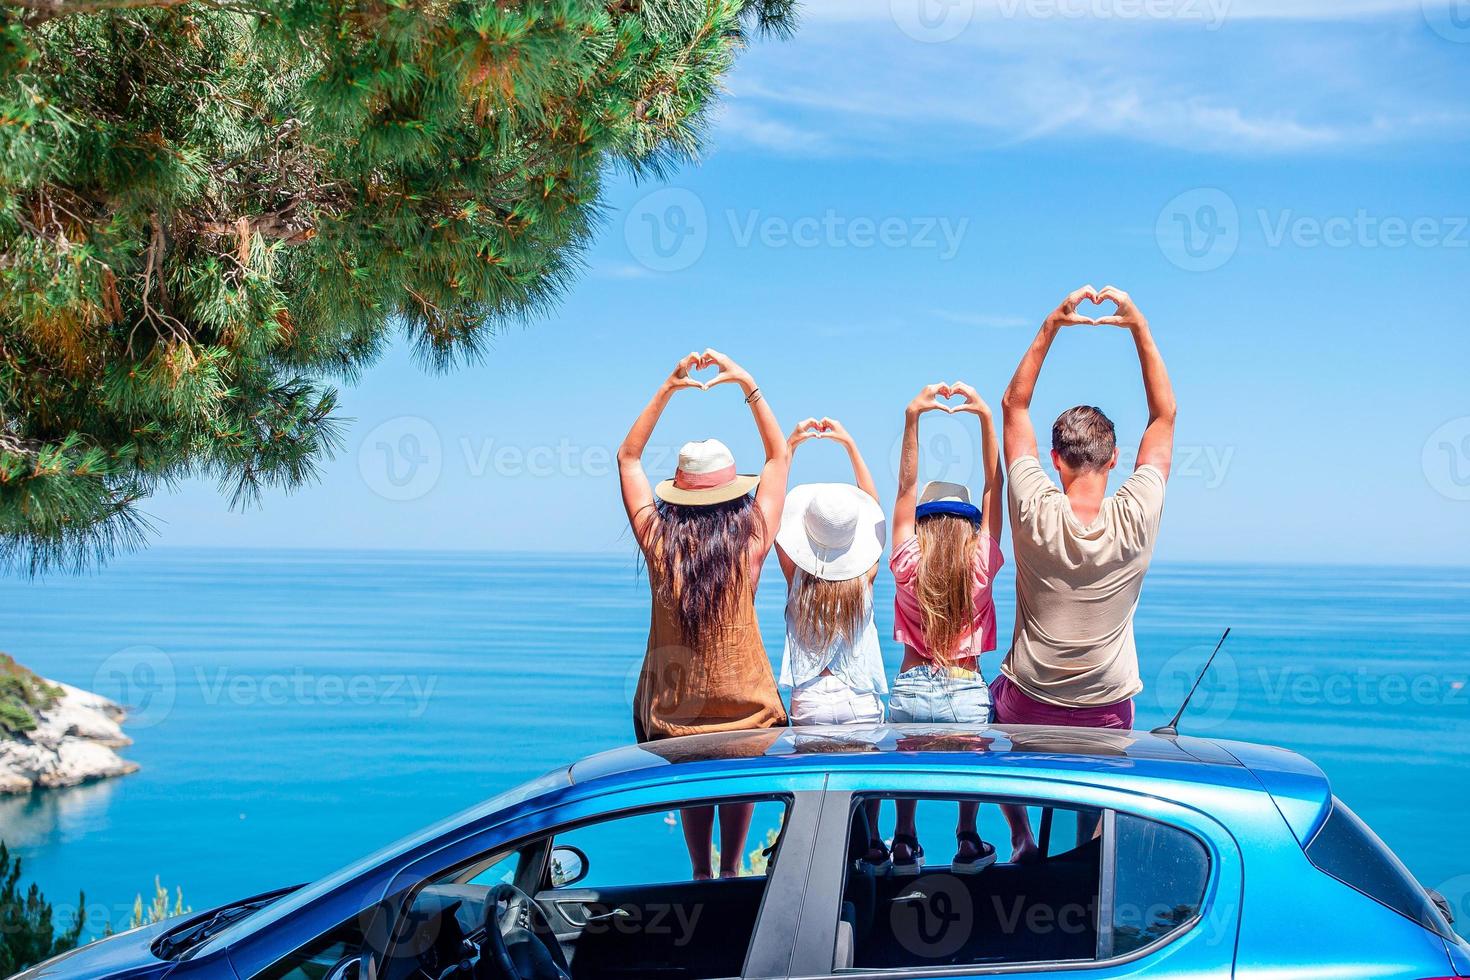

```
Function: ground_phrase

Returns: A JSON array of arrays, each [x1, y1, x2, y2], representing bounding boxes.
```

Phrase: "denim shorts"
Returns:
[[887, 665, 992, 725]]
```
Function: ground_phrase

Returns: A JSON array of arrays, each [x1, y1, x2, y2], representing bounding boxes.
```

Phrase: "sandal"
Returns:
[[855, 837, 892, 874], [891, 833, 925, 875], [951, 830, 997, 875]]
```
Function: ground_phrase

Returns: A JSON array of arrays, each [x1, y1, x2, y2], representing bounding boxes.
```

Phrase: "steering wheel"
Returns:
[[478, 884, 571, 980]]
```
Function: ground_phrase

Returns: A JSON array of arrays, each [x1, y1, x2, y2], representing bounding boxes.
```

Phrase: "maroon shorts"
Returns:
[[990, 675, 1134, 730]]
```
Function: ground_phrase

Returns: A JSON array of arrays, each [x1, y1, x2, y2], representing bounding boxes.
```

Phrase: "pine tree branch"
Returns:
[[5, 0, 256, 27]]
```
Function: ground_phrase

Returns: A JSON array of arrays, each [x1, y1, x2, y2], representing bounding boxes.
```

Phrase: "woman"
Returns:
[[775, 415, 890, 869], [618, 349, 790, 880], [887, 382, 1005, 875]]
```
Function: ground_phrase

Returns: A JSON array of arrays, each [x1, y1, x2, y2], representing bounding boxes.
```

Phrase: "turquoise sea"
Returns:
[[2, 550, 1468, 937]]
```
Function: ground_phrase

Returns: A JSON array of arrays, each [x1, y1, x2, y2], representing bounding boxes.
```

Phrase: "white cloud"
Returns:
[[798, 0, 1437, 24], [718, 9, 1470, 157]]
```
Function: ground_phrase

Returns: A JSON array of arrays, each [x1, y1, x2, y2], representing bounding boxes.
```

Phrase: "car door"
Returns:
[[531, 797, 800, 980], [787, 770, 1242, 980], [378, 778, 824, 980]]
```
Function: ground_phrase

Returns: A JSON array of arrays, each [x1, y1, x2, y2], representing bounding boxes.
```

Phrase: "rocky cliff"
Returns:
[[0, 669, 138, 794]]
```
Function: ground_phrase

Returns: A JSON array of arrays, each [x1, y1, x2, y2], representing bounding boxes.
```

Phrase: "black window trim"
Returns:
[[377, 787, 820, 980], [786, 789, 1217, 980]]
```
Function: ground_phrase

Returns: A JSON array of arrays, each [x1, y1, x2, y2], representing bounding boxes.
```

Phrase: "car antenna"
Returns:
[[1151, 627, 1232, 738]]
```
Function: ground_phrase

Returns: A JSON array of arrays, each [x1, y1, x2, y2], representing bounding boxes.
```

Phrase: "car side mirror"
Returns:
[[549, 845, 589, 888], [324, 951, 377, 980]]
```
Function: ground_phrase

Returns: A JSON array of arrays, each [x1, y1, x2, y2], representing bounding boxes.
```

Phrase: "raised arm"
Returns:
[[776, 418, 821, 583], [820, 416, 884, 583], [818, 417, 879, 504], [1095, 287, 1177, 479], [893, 384, 947, 546], [1002, 285, 1098, 467], [949, 383, 1003, 538], [617, 352, 704, 552], [702, 348, 790, 560]]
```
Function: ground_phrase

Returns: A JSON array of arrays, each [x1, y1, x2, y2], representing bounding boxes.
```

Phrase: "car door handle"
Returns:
[[891, 891, 928, 904], [584, 907, 632, 923]]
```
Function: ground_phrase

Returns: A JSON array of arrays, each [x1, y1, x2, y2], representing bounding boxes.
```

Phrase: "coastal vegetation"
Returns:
[[0, 842, 84, 975], [0, 0, 795, 575], [0, 842, 190, 972], [0, 653, 61, 737], [125, 877, 189, 931]]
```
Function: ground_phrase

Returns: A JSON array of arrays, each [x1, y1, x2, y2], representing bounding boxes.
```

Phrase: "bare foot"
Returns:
[[1010, 839, 1042, 865]]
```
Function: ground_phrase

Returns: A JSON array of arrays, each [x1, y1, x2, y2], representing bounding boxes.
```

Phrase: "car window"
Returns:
[[1106, 813, 1211, 956], [550, 799, 787, 889], [836, 796, 1105, 971], [465, 849, 519, 887], [830, 796, 1212, 974], [253, 916, 363, 980], [387, 796, 792, 980], [1306, 797, 1452, 941]]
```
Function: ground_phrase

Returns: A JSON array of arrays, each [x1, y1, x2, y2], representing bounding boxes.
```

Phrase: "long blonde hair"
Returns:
[[915, 513, 981, 667], [788, 569, 869, 657]]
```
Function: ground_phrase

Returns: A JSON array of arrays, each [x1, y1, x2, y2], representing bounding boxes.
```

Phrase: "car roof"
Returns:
[[564, 725, 1331, 834], [571, 724, 1240, 784]]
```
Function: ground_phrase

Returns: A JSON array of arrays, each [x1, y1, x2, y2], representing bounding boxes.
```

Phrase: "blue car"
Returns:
[[14, 726, 1470, 980]]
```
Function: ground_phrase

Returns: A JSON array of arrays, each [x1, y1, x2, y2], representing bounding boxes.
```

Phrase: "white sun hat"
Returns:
[[654, 439, 761, 506], [777, 483, 886, 581]]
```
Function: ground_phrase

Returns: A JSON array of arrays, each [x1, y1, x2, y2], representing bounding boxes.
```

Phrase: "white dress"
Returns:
[[780, 594, 888, 726]]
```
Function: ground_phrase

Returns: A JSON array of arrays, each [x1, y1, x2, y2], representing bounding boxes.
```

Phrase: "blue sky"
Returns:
[[149, 0, 1470, 565]]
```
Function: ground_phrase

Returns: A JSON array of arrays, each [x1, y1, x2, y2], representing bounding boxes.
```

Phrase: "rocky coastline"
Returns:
[[0, 666, 138, 795]]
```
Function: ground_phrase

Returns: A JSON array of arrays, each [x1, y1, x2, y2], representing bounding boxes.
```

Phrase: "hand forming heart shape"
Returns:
[[686, 358, 720, 387], [934, 384, 966, 413], [1074, 291, 1119, 321]]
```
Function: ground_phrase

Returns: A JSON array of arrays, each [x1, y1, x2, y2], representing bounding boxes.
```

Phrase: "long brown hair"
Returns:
[[915, 512, 980, 667], [639, 495, 765, 643], [787, 570, 870, 657]]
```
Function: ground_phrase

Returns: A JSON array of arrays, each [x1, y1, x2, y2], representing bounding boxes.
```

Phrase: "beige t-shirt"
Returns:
[[1002, 455, 1167, 708]]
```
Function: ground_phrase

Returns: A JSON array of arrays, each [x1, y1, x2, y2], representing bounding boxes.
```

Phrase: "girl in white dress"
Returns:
[[775, 417, 890, 870]]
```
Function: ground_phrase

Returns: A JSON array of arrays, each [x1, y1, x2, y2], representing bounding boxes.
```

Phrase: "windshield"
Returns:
[[190, 767, 572, 958]]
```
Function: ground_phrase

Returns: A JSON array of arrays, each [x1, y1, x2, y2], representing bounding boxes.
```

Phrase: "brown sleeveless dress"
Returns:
[[632, 567, 788, 743]]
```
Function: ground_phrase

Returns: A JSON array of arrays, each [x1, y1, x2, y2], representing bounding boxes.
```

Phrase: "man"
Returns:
[[996, 284, 1177, 862]]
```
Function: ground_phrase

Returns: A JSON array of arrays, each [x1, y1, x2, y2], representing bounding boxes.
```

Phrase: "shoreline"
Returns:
[[0, 676, 138, 795]]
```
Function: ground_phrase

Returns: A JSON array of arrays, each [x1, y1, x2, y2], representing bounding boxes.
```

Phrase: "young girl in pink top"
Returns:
[[887, 382, 1005, 875]]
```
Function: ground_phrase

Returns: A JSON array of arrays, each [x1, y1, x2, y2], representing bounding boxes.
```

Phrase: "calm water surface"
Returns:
[[1, 550, 1467, 935]]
